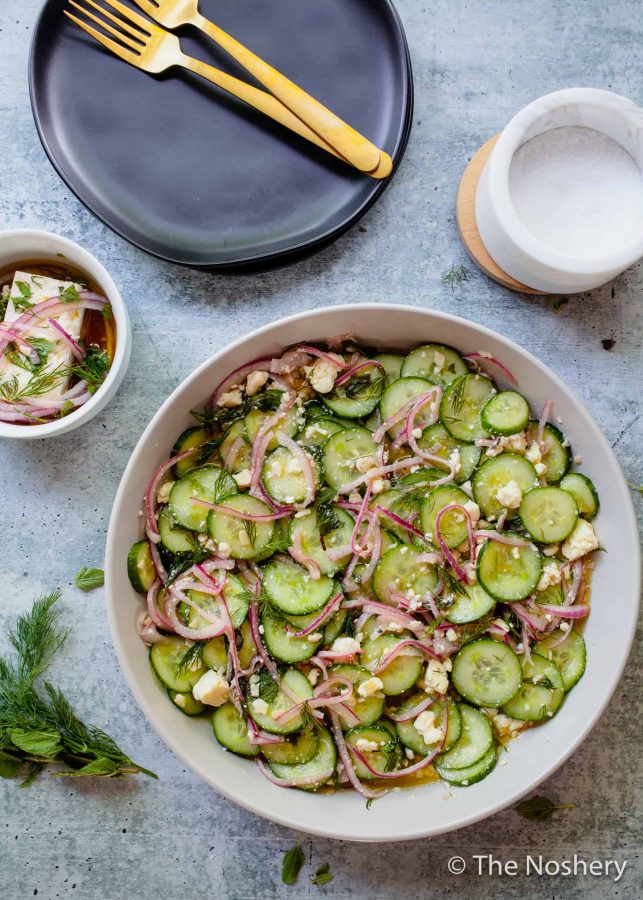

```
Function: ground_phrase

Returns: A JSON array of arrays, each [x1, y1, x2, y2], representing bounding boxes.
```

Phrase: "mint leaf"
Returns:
[[75, 567, 105, 591], [311, 864, 333, 885], [282, 838, 304, 885], [516, 795, 575, 821]]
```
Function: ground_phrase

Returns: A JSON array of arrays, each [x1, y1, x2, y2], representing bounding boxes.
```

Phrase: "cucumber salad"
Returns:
[[128, 340, 600, 797]]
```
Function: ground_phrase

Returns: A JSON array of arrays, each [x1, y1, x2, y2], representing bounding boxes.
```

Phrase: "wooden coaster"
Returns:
[[457, 135, 546, 295]]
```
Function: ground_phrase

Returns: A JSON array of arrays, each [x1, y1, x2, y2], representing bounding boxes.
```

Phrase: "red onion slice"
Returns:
[[47, 318, 86, 362], [463, 352, 518, 386], [190, 498, 291, 521], [333, 359, 385, 389], [328, 712, 385, 800], [210, 355, 272, 405], [286, 593, 342, 637], [277, 432, 316, 509], [349, 708, 448, 779], [145, 448, 199, 539], [338, 456, 424, 495], [371, 639, 438, 674], [386, 695, 434, 723]]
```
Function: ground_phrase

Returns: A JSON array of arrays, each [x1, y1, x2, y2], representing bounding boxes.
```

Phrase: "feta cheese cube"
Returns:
[[414, 710, 444, 745], [233, 469, 252, 488], [537, 562, 562, 592], [494, 479, 523, 509], [357, 676, 384, 699], [331, 636, 361, 656], [217, 388, 244, 407], [245, 370, 270, 396], [423, 659, 449, 695], [561, 519, 599, 561], [192, 671, 230, 707], [309, 360, 337, 394], [252, 698, 269, 715], [355, 738, 380, 753]]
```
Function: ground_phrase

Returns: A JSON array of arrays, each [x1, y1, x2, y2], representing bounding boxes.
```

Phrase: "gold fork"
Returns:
[[128, 0, 388, 177], [64, 0, 389, 178]]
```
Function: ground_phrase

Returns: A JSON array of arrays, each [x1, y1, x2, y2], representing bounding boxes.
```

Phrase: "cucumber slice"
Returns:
[[375, 353, 403, 384], [519, 487, 579, 543], [401, 344, 468, 387], [452, 639, 522, 707], [261, 728, 319, 765], [202, 635, 227, 671], [323, 609, 348, 645], [321, 363, 384, 418], [171, 426, 212, 477], [360, 634, 423, 695], [476, 537, 542, 601], [345, 724, 402, 778], [437, 703, 493, 769], [418, 423, 481, 484], [263, 445, 316, 505], [370, 488, 423, 542], [237, 619, 257, 669], [434, 745, 497, 785], [157, 505, 197, 554], [169, 466, 237, 533], [351, 529, 400, 588], [446, 583, 496, 624], [440, 374, 495, 443], [560, 473, 599, 520], [261, 607, 322, 663], [472, 453, 538, 520], [395, 695, 461, 755], [481, 391, 530, 436], [247, 668, 313, 735], [288, 507, 354, 576], [220, 420, 252, 474], [267, 725, 336, 790], [372, 545, 439, 605], [149, 636, 207, 693], [297, 417, 347, 447], [501, 653, 565, 721], [207, 495, 275, 559], [525, 421, 571, 483], [182, 575, 249, 630], [379, 377, 437, 438], [263, 559, 335, 615], [322, 426, 379, 489], [212, 703, 259, 757], [536, 630, 586, 691], [127, 539, 156, 593], [420, 484, 471, 549], [327, 663, 385, 730], [167, 689, 205, 716], [244, 405, 300, 452]]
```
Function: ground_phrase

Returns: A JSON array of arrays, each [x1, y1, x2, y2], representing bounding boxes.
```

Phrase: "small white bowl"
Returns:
[[105, 304, 639, 842], [0, 229, 131, 440], [476, 88, 643, 293]]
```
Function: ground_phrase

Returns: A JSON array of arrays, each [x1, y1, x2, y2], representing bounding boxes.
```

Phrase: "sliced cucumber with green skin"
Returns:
[[327, 663, 385, 730], [202, 635, 227, 671], [560, 473, 599, 520], [170, 466, 237, 533], [361, 634, 423, 695], [247, 668, 313, 735], [127, 540, 156, 593], [168, 689, 205, 716], [436, 704, 493, 769], [420, 484, 471, 549], [345, 724, 402, 778], [323, 609, 348, 645], [171, 426, 212, 478], [501, 653, 564, 721], [379, 377, 437, 438], [207, 494, 275, 559], [519, 487, 579, 543], [220, 420, 252, 474], [297, 417, 347, 447], [395, 695, 461, 755], [157, 505, 197, 554], [372, 545, 439, 605], [261, 607, 322, 663], [418, 424, 481, 484], [351, 529, 400, 588], [321, 364, 384, 419], [263, 445, 316, 504], [182, 575, 249, 630], [446, 583, 496, 624], [375, 353, 403, 384], [472, 453, 538, 521], [245, 405, 300, 451], [263, 559, 335, 615], [212, 702, 259, 757], [441, 374, 495, 443], [267, 726, 336, 791], [261, 728, 319, 765], [150, 636, 207, 693], [476, 537, 542, 601], [435, 745, 497, 785], [481, 391, 530, 436], [526, 421, 571, 483], [452, 639, 523, 707], [535, 630, 586, 691], [288, 506, 354, 576], [401, 344, 468, 387], [237, 619, 257, 670], [370, 488, 422, 542], [322, 426, 379, 489]]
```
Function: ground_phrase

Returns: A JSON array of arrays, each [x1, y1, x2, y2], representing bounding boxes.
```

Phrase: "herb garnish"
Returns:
[[175, 641, 205, 678], [192, 388, 284, 430], [310, 863, 333, 886], [75, 567, 105, 591], [164, 548, 211, 585], [516, 795, 575, 821], [67, 346, 110, 395], [546, 295, 569, 313], [442, 263, 471, 292], [242, 518, 257, 549], [281, 837, 305, 885]]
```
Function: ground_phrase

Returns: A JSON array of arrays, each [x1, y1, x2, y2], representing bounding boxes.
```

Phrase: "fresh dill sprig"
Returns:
[[438, 566, 468, 599], [175, 641, 205, 678], [191, 388, 285, 429], [441, 263, 472, 292], [242, 518, 258, 549], [343, 374, 384, 405], [164, 548, 211, 585], [211, 469, 238, 506], [0, 366, 65, 402], [66, 346, 109, 395], [447, 374, 467, 417]]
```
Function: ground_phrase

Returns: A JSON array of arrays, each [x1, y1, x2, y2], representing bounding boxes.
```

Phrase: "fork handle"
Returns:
[[192, 14, 383, 175], [181, 55, 390, 179]]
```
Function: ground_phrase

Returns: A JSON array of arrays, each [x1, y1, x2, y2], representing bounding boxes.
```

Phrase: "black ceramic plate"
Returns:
[[29, 0, 412, 270]]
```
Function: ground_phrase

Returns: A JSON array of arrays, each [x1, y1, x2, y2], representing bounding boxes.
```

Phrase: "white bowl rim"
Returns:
[[0, 228, 131, 439], [105, 302, 640, 842], [485, 87, 643, 275]]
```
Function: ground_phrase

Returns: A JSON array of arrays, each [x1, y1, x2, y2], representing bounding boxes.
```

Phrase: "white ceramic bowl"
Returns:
[[476, 88, 643, 293], [105, 304, 640, 842], [0, 229, 131, 439]]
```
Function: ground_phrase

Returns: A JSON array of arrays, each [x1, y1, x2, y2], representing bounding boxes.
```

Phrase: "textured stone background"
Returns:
[[1, 0, 641, 897]]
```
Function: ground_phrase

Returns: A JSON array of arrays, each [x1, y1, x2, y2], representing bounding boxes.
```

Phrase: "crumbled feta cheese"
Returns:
[[371, 477, 389, 495], [252, 698, 269, 715], [249, 675, 261, 697], [357, 676, 384, 698], [560, 622, 570, 632], [332, 636, 361, 656], [503, 432, 527, 453], [423, 659, 449, 695], [526, 442, 542, 465], [309, 360, 337, 394], [217, 388, 243, 408], [461, 480, 473, 497], [294, 509, 312, 519], [238, 529, 251, 547], [307, 632, 323, 643], [448, 449, 462, 475], [463, 499, 480, 524], [305, 423, 329, 440], [355, 738, 380, 753], [511, 546, 520, 559], [286, 457, 303, 475], [192, 671, 230, 707], [487, 708, 524, 735], [355, 456, 377, 474], [217, 541, 232, 558], [245, 370, 270, 396], [269, 459, 284, 478], [233, 468, 252, 488], [308, 669, 320, 686], [348, 492, 362, 504], [405, 747, 415, 760], [414, 710, 444, 745], [574, 455, 583, 465], [445, 628, 458, 642], [537, 562, 562, 592], [495, 479, 523, 509], [382, 619, 405, 633], [433, 350, 446, 372], [412, 427, 423, 440], [561, 519, 598, 561], [173, 693, 187, 709], [535, 462, 547, 476], [285, 496, 295, 504], [156, 480, 175, 505], [543, 543, 559, 557]]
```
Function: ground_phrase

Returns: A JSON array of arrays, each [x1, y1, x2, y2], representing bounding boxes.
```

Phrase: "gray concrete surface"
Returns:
[[1, 0, 642, 897]]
